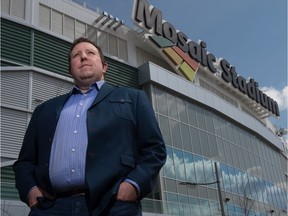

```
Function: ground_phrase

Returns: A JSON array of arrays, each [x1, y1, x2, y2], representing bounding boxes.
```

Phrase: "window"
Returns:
[[197, 107, 206, 130], [203, 158, 215, 187], [174, 149, 185, 181], [163, 146, 176, 179], [97, 30, 108, 53], [39, 4, 50, 30], [52, 10, 63, 34], [75, 20, 86, 39], [63, 15, 74, 39], [179, 195, 191, 216], [167, 93, 178, 119], [224, 141, 233, 165], [118, 38, 128, 61], [187, 103, 198, 127], [177, 98, 188, 123], [171, 119, 181, 149], [190, 127, 201, 155], [87, 25, 97, 42], [184, 152, 196, 183], [193, 155, 205, 183], [199, 131, 210, 158], [205, 111, 214, 134], [228, 166, 238, 194], [1, 0, 10, 15], [208, 134, 218, 160], [165, 193, 179, 215], [220, 164, 230, 191], [158, 115, 171, 146], [155, 87, 168, 115], [108, 34, 118, 56], [2, 0, 26, 19], [181, 123, 191, 152], [1, 108, 27, 157]]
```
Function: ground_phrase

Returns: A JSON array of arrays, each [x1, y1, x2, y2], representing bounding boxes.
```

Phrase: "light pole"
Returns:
[[179, 162, 226, 216]]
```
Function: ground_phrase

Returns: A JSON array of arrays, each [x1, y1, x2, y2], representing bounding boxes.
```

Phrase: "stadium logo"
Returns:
[[149, 35, 199, 81], [132, 0, 280, 117]]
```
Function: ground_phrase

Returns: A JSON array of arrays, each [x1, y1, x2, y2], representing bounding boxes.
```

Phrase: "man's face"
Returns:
[[70, 42, 107, 89]]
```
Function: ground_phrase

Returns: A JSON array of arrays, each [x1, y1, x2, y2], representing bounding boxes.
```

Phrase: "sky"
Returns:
[[74, 0, 287, 132]]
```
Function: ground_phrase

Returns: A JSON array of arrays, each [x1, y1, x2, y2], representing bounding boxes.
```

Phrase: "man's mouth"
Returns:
[[80, 64, 91, 68]]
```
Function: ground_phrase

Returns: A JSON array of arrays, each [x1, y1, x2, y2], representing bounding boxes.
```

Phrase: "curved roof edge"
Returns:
[[138, 62, 284, 152]]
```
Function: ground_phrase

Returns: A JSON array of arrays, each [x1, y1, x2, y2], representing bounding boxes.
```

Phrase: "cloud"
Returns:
[[261, 85, 288, 111]]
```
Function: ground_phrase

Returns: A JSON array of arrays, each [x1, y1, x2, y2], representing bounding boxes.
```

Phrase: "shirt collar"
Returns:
[[70, 80, 105, 95]]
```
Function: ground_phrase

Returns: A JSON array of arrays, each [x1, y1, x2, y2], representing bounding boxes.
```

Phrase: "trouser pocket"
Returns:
[[107, 200, 142, 216]]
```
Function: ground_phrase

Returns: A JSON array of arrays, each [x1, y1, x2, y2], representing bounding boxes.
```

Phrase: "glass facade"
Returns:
[[149, 85, 287, 216]]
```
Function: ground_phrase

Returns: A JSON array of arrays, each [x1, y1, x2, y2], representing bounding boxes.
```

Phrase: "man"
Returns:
[[13, 37, 166, 216]]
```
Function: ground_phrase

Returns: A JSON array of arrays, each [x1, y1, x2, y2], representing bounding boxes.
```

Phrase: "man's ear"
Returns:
[[102, 62, 108, 73]]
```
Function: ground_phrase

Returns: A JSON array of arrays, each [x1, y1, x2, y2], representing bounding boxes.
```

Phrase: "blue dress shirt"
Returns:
[[49, 81, 104, 192], [48, 80, 140, 195]]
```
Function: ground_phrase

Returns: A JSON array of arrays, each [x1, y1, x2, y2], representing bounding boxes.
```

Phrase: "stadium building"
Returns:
[[1, 0, 287, 215]]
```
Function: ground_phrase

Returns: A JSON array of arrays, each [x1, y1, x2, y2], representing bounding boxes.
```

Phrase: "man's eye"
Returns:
[[72, 53, 79, 58]]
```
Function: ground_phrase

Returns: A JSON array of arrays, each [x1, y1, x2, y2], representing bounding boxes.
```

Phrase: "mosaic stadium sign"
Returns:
[[132, 0, 280, 117]]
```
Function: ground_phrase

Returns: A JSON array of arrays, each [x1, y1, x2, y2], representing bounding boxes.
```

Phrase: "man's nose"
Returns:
[[80, 52, 87, 61]]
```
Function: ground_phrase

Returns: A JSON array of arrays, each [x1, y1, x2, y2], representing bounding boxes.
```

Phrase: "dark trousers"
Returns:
[[106, 200, 142, 216], [28, 195, 142, 216]]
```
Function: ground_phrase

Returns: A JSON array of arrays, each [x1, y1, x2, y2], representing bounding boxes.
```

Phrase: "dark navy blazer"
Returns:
[[13, 83, 167, 215]]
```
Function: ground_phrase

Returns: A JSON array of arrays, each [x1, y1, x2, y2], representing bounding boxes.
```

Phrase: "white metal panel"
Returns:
[[38, 0, 100, 26], [51, 9, 63, 34], [87, 25, 97, 42], [108, 34, 118, 57], [136, 46, 144, 65], [11, 0, 25, 19], [31, 72, 73, 109], [75, 20, 86, 39], [39, 4, 50, 30], [118, 38, 128, 61], [63, 14, 75, 39], [1, 108, 27, 158], [97, 30, 108, 53], [1, 0, 10, 14], [1, 71, 29, 109]]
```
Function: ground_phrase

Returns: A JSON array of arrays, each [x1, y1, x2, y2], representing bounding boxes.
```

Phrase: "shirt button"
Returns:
[[71, 169, 75, 173], [79, 103, 83, 106], [72, 148, 75, 152], [74, 130, 77, 133], [76, 114, 80, 117]]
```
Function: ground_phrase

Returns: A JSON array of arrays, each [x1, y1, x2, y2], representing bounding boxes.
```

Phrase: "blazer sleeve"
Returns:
[[126, 90, 166, 198], [13, 105, 40, 204]]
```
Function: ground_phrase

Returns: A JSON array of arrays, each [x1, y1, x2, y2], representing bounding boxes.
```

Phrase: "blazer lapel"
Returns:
[[54, 93, 71, 119], [90, 83, 116, 108]]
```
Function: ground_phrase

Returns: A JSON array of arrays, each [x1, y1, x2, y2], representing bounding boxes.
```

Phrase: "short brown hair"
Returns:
[[68, 37, 106, 73]]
